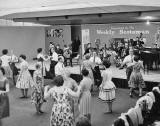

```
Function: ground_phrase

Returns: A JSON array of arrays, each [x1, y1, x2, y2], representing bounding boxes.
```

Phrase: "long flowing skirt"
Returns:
[[31, 86, 44, 105], [0, 94, 9, 119], [79, 91, 91, 115]]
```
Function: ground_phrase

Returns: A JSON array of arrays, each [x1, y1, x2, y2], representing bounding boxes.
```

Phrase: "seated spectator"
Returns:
[[63, 45, 72, 67]]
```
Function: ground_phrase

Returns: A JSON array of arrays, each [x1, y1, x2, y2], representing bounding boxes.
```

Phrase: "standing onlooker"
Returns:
[[55, 56, 65, 76], [0, 49, 12, 80], [129, 55, 145, 97], [31, 63, 44, 114], [99, 60, 116, 113], [49, 47, 58, 78], [0, 67, 10, 125], [44, 75, 81, 126], [79, 69, 92, 122], [16, 55, 34, 98]]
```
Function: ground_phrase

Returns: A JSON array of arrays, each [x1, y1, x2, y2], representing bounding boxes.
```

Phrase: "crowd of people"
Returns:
[[0, 37, 159, 126]]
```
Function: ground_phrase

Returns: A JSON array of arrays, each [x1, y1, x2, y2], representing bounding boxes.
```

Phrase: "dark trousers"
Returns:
[[49, 60, 57, 79]]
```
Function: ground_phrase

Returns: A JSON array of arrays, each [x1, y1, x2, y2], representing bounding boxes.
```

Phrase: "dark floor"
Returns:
[[2, 79, 138, 126]]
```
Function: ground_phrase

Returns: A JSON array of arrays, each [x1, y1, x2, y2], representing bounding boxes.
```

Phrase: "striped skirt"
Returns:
[[79, 91, 91, 115], [99, 87, 116, 103]]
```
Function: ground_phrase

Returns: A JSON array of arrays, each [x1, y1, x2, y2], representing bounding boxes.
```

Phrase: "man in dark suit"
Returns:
[[56, 44, 63, 56]]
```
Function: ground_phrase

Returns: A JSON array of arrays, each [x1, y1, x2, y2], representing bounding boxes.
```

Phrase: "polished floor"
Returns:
[[2, 80, 138, 126]]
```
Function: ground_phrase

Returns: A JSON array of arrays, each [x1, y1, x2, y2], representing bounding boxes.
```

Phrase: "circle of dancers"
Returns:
[[0, 41, 159, 126]]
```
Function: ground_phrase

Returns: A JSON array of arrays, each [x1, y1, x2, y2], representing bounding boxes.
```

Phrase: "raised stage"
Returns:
[[16, 60, 160, 91]]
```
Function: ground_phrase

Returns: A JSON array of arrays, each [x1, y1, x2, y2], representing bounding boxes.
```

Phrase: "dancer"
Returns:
[[37, 48, 49, 77], [10, 50, 19, 85], [63, 70, 78, 91], [16, 54, 34, 98], [62, 70, 79, 119], [44, 75, 81, 126], [55, 56, 65, 76], [31, 63, 44, 114], [78, 69, 92, 122], [49, 47, 58, 78], [129, 55, 145, 97], [82, 54, 94, 86], [120, 48, 134, 85], [0, 49, 13, 80], [0, 67, 10, 125], [99, 60, 116, 113]]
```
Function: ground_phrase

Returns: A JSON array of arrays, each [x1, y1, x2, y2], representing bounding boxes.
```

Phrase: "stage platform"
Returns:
[[16, 60, 160, 91]]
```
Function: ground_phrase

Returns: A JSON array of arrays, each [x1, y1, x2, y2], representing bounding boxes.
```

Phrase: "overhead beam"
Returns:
[[13, 11, 141, 22]]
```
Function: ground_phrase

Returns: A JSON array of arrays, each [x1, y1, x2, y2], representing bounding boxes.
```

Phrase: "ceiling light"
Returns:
[[146, 20, 150, 25], [145, 16, 153, 20]]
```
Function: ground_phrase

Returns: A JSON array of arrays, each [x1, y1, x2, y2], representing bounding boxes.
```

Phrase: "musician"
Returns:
[[117, 42, 124, 58], [136, 33, 144, 48], [63, 45, 72, 67], [56, 44, 63, 56], [84, 43, 92, 56], [49, 42, 55, 56], [89, 51, 102, 65]]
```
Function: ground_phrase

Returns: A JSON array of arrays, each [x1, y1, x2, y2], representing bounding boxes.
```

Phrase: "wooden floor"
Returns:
[[16, 60, 160, 83]]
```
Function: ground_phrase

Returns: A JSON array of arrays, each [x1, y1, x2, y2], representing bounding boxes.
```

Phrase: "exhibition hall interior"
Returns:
[[0, 0, 160, 126]]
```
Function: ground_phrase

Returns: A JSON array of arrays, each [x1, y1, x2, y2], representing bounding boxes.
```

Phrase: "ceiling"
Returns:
[[1, 1, 160, 25]]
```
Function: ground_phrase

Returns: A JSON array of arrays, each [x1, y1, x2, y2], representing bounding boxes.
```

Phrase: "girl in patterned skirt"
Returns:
[[16, 55, 34, 98], [129, 55, 145, 97], [31, 63, 44, 114], [99, 60, 116, 113]]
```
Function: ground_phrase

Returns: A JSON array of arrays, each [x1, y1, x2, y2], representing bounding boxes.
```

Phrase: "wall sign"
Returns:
[[46, 28, 64, 38], [96, 25, 150, 35]]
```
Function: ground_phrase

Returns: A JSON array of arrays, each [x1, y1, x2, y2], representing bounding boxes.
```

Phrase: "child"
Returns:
[[99, 60, 116, 113], [129, 55, 145, 97], [31, 63, 44, 114]]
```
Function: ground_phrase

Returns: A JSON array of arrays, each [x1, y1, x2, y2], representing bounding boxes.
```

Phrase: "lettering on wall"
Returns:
[[96, 25, 150, 35], [46, 28, 64, 38]]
